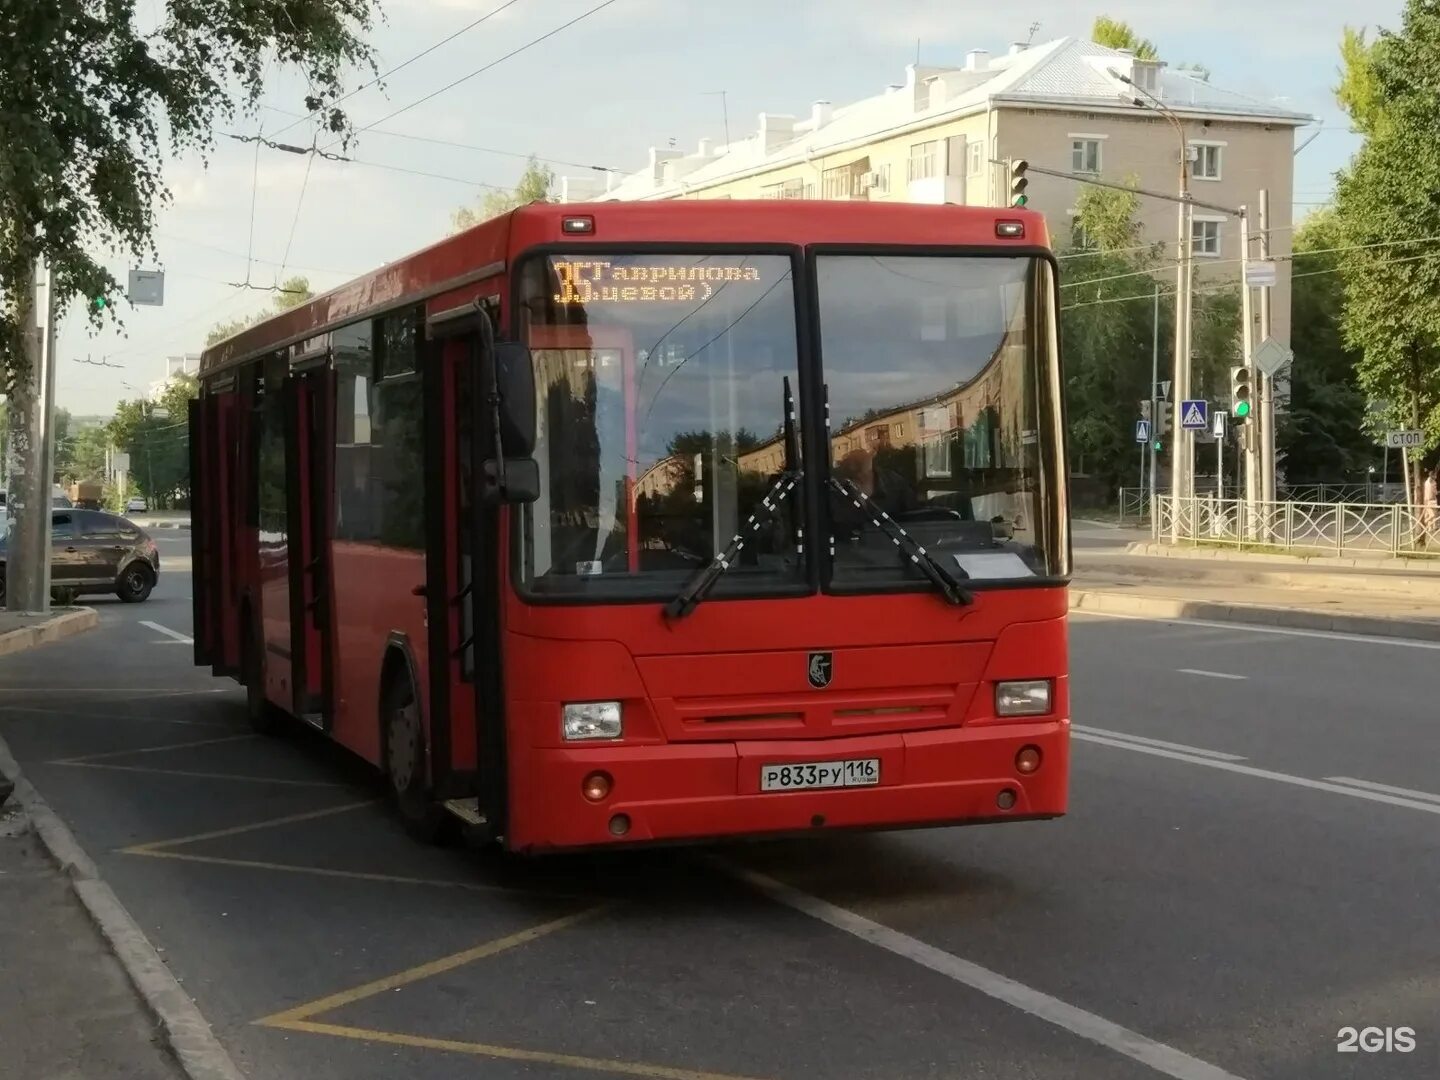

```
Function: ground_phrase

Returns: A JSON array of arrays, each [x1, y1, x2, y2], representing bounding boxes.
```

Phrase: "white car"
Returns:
[[126, 497, 148, 514]]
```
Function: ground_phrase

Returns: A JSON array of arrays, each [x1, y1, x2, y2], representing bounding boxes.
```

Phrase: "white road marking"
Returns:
[[1072, 726, 1246, 762], [140, 620, 194, 644], [1177, 668, 1247, 681], [1324, 776, 1440, 805], [1073, 609, 1440, 650], [1077, 734, 1440, 816], [725, 863, 1247, 1080]]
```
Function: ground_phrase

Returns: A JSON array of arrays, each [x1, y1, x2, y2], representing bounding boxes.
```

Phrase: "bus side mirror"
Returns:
[[481, 457, 540, 504], [494, 341, 535, 457]]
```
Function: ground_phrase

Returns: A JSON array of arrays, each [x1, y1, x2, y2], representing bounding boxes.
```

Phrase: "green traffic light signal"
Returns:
[[1153, 439, 1163, 451], [93, 295, 107, 310], [1013, 194, 1028, 207], [1233, 399, 1251, 419]]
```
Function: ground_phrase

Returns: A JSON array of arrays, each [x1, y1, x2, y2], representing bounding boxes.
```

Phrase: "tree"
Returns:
[[1276, 211, 1377, 482], [1091, 16, 1159, 59], [1331, 1, 1440, 494], [107, 391, 192, 509], [60, 426, 109, 487], [207, 276, 313, 346], [452, 157, 555, 233], [0, 2, 377, 384]]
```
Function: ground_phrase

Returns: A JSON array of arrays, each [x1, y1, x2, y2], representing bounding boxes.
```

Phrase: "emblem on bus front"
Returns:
[[807, 652, 833, 689]]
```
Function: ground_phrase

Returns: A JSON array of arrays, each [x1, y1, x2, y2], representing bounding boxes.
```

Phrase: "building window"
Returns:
[[1192, 219, 1222, 257], [1193, 143, 1223, 181], [821, 166, 849, 199], [967, 140, 984, 175], [1071, 138, 1101, 174], [867, 164, 891, 195], [908, 140, 939, 181], [761, 178, 805, 200]]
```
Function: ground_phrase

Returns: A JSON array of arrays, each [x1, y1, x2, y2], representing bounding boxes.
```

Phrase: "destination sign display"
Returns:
[[552, 259, 763, 305]]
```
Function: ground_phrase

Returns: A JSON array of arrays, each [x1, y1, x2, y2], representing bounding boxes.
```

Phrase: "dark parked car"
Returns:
[[0, 509, 160, 604]]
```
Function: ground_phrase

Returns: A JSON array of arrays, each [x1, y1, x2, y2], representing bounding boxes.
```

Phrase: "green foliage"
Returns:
[[1091, 16, 1159, 59], [207, 276, 313, 346], [452, 157, 556, 233], [1336, 27, 1384, 135], [1275, 213, 1378, 481], [1332, 1, 1440, 468], [105, 374, 198, 509], [1059, 183, 1238, 491], [0, 1, 376, 386]]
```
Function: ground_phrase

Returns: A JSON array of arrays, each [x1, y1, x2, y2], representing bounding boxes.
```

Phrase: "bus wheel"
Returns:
[[243, 616, 285, 736], [383, 674, 449, 843]]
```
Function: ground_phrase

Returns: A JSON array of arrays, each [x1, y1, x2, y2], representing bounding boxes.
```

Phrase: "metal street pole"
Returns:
[[1239, 206, 1258, 528], [1258, 188, 1276, 505], [1150, 282, 1159, 538], [5, 260, 58, 613]]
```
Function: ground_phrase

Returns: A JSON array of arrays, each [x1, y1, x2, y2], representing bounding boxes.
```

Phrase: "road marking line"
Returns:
[[256, 909, 606, 1026], [725, 864, 1246, 1080], [1324, 776, 1440, 805], [265, 1020, 768, 1080], [1073, 609, 1440, 650], [140, 619, 194, 644], [52, 732, 255, 764], [130, 849, 594, 898], [1177, 668, 1247, 681], [0, 687, 230, 696], [1077, 734, 1440, 816], [54, 761, 345, 787], [123, 800, 375, 853], [1072, 726, 1246, 762]]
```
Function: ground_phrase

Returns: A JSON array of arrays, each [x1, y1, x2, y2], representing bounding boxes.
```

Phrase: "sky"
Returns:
[[54, 0, 1403, 415]]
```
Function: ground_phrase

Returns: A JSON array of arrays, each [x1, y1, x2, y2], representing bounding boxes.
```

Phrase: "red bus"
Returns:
[[190, 200, 1070, 853]]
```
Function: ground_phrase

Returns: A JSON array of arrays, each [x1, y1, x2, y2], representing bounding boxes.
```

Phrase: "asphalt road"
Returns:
[[2, 529, 1436, 1080]]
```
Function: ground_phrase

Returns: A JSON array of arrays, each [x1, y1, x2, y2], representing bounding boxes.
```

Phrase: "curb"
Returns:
[[1124, 540, 1440, 573], [0, 740, 246, 1080], [1069, 588, 1440, 642], [0, 607, 99, 659], [1098, 550, 1440, 601]]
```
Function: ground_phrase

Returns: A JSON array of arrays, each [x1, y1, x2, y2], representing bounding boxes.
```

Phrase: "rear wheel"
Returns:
[[243, 614, 285, 736], [383, 670, 450, 843], [116, 562, 154, 603]]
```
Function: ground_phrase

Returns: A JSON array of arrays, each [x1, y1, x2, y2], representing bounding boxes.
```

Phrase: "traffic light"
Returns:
[[1230, 365, 1253, 420], [1156, 400, 1173, 437], [1009, 159, 1029, 207], [92, 295, 108, 311]]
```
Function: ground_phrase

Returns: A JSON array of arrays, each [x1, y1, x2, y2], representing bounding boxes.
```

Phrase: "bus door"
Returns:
[[422, 300, 502, 829], [284, 359, 337, 726], [189, 395, 216, 668]]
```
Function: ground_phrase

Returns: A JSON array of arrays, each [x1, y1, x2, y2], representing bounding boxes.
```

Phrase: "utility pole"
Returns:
[[1240, 205, 1259, 522], [1150, 281, 1160, 535], [1258, 188, 1277, 505], [5, 260, 59, 613]]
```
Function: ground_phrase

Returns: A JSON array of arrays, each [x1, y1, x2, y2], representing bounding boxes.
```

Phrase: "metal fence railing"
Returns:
[[1153, 496, 1439, 556], [1116, 482, 1405, 524]]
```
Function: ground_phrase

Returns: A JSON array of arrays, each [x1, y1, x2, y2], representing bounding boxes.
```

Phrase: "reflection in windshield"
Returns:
[[813, 254, 1064, 584], [516, 253, 805, 599]]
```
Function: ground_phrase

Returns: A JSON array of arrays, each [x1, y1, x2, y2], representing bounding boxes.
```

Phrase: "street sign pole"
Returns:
[[1150, 282, 1160, 537], [1258, 188, 1276, 506], [1238, 204, 1259, 532]]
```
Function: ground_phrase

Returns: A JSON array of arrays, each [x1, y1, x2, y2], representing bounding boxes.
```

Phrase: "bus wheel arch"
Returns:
[[379, 637, 449, 843]]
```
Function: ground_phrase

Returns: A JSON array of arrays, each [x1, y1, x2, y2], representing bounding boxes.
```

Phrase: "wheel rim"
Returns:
[[126, 568, 145, 593], [388, 696, 422, 794]]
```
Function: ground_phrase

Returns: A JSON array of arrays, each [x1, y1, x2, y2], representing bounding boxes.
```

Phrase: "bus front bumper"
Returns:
[[508, 719, 1068, 852]]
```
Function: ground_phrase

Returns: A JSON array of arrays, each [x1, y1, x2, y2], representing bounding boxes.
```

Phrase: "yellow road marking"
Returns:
[[265, 1019, 769, 1080], [256, 908, 607, 1026], [122, 800, 375, 854], [54, 760, 345, 787], [52, 732, 256, 764], [129, 848, 592, 899]]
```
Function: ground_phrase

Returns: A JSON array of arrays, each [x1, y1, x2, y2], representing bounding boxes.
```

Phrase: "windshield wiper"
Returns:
[[666, 377, 803, 620], [664, 469, 801, 619], [830, 477, 973, 606]]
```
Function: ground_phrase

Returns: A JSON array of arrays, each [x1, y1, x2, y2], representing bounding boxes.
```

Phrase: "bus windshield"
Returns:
[[516, 252, 805, 601], [816, 253, 1066, 585]]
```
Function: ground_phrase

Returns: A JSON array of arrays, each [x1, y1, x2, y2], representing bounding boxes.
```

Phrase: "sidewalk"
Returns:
[[0, 802, 184, 1080], [1072, 549, 1440, 639]]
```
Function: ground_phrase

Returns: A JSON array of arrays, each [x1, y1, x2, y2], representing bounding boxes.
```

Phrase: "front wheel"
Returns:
[[116, 562, 154, 603], [383, 673, 450, 843]]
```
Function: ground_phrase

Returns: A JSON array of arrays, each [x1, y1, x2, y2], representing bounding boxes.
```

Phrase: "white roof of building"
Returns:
[[587, 37, 1314, 203]]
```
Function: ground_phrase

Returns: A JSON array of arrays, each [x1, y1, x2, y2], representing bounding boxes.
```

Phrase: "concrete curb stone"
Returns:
[[0, 608, 99, 658]]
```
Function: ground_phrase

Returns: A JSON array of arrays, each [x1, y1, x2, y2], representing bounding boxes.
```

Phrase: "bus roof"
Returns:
[[198, 200, 1049, 379]]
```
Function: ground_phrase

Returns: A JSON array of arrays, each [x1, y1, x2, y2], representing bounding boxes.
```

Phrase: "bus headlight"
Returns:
[[562, 701, 623, 741], [995, 680, 1052, 717]]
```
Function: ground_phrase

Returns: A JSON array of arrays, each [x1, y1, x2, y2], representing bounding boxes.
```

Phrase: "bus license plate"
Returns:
[[760, 758, 880, 792]]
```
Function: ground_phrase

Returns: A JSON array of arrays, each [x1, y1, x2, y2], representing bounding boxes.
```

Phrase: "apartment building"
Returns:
[[562, 36, 1313, 346]]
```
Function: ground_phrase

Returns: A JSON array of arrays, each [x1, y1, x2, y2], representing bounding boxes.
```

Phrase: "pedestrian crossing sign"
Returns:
[[1180, 399, 1208, 430], [1135, 419, 1150, 443]]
